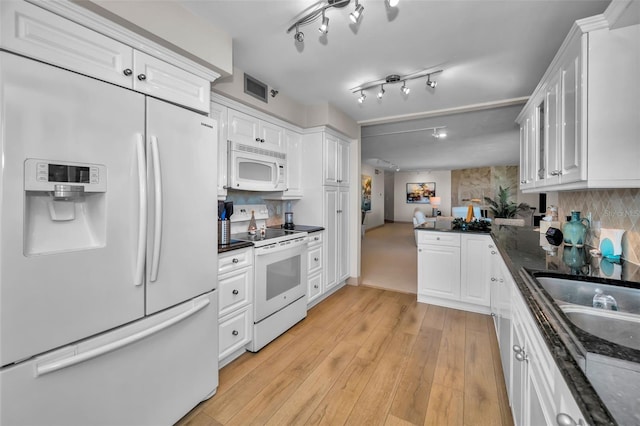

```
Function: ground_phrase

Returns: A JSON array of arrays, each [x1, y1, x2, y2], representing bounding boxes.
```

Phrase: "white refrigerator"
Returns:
[[0, 51, 218, 425]]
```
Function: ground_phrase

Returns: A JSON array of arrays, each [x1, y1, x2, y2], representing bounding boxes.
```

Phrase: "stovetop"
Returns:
[[230, 228, 307, 247]]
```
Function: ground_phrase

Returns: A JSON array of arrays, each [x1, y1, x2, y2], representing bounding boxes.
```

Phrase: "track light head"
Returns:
[[377, 85, 385, 99], [401, 82, 410, 95], [358, 91, 366, 104], [426, 75, 437, 88], [350, 2, 364, 23], [294, 25, 304, 43], [387, 0, 400, 7], [319, 12, 329, 34]]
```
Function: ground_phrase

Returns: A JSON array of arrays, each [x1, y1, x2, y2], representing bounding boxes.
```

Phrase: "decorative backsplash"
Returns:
[[558, 188, 640, 265]]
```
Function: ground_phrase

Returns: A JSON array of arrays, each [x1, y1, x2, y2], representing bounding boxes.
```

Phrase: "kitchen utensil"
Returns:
[[218, 219, 230, 244], [224, 201, 234, 220]]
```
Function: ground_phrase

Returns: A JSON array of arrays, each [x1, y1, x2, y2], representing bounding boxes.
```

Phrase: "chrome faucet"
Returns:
[[593, 289, 618, 311]]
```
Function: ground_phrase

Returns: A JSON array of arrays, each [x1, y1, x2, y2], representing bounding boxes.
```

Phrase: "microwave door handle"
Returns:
[[149, 136, 163, 283], [275, 161, 281, 187], [134, 134, 147, 287]]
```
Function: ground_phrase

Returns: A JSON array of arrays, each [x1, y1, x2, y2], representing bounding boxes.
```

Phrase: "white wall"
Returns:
[[394, 170, 452, 222], [361, 164, 385, 230]]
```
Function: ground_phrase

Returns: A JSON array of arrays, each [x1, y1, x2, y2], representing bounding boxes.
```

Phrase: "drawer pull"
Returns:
[[232, 330, 239, 336], [314, 236, 320, 241], [232, 258, 239, 264], [123, 68, 133, 76], [491, 251, 497, 255], [137, 73, 147, 81], [232, 289, 239, 295]]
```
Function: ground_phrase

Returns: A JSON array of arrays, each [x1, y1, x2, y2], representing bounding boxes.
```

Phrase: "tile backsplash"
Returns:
[[558, 188, 640, 265]]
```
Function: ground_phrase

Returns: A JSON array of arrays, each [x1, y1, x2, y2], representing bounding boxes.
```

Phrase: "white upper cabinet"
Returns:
[[210, 102, 229, 199], [323, 134, 350, 187], [284, 130, 303, 198], [0, 1, 212, 113], [132, 51, 210, 113], [516, 17, 639, 192], [227, 109, 284, 152]]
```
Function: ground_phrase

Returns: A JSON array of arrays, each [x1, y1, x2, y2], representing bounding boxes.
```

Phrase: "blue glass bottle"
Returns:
[[562, 211, 589, 247]]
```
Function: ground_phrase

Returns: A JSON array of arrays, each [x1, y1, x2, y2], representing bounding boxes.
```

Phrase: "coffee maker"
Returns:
[[284, 211, 294, 229]]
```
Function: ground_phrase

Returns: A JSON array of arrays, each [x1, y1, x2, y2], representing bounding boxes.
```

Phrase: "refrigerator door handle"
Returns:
[[149, 136, 163, 283], [35, 297, 211, 377], [134, 134, 147, 286]]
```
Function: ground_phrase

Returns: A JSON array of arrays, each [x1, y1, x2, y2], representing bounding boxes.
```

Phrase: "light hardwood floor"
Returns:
[[176, 285, 513, 426]]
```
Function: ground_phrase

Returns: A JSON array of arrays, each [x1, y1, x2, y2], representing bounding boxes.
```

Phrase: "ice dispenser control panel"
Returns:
[[24, 159, 107, 192]]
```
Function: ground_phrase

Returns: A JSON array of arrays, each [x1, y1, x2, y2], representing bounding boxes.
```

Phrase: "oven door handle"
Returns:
[[255, 239, 307, 256]]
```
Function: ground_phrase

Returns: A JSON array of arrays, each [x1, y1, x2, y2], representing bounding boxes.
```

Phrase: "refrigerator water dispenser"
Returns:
[[23, 159, 107, 255]]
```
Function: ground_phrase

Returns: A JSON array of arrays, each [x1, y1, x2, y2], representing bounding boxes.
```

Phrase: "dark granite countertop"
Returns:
[[218, 240, 253, 254], [491, 225, 640, 426], [268, 224, 325, 233]]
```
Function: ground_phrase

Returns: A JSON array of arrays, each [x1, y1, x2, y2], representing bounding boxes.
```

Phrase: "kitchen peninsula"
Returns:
[[417, 224, 640, 425]]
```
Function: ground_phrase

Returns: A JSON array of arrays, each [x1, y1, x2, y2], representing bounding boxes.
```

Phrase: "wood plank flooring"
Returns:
[[176, 285, 513, 426]]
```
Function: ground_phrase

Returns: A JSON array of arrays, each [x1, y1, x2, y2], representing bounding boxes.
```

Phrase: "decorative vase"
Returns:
[[562, 211, 589, 247]]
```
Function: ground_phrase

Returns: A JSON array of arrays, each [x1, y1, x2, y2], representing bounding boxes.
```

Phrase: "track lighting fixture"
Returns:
[[349, 0, 364, 23], [318, 11, 329, 34], [287, 0, 392, 45], [351, 69, 442, 103], [358, 91, 366, 104]]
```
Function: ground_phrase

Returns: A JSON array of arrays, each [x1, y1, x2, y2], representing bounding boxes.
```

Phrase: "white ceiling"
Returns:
[[181, 0, 611, 171]]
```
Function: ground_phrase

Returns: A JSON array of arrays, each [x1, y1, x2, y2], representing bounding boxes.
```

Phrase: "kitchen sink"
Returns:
[[527, 272, 640, 352], [561, 305, 640, 351], [535, 276, 640, 314]]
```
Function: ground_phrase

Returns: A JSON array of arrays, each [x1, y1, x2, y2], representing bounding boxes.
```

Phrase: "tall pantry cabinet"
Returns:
[[294, 129, 351, 306]]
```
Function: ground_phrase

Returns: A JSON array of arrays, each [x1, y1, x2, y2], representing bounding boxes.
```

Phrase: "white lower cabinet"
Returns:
[[306, 231, 324, 306], [509, 274, 586, 426], [217, 247, 253, 367], [417, 231, 492, 314]]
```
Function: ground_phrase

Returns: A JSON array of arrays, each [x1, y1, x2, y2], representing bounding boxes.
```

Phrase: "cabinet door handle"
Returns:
[[232, 258, 239, 264], [314, 257, 319, 261], [232, 289, 239, 295], [314, 237, 320, 241], [488, 244, 494, 248], [556, 413, 583, 426], [137, 73, 147, 81], [515, 352, 528, 362], [491, 277, 497, 282], [314, 284, 319, 289], [512, 345, 523, 354], [232, 330, 239, 336], [123, 68, 133, 76], [491, 251, 497, 254]]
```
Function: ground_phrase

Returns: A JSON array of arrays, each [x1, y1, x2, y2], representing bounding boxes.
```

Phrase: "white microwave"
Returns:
[[228, 141, 286, 191]]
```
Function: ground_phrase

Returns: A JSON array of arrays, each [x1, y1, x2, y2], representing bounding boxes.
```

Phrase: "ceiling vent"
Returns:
[[244, 73, 268, 103]]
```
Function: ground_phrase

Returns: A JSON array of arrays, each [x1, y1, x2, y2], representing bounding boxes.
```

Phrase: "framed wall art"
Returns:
[[406, 182, 436, 204]]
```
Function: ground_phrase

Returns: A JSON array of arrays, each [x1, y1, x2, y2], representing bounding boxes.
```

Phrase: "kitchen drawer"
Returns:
[[307, 245, 323, 275], [219, 305, 252, 360], [218, 267, 253, 317], [218, 247, 253, 275], [417, 231, 460, 247], [308, 231, 323, 247], [307, 272, 323, 304]]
